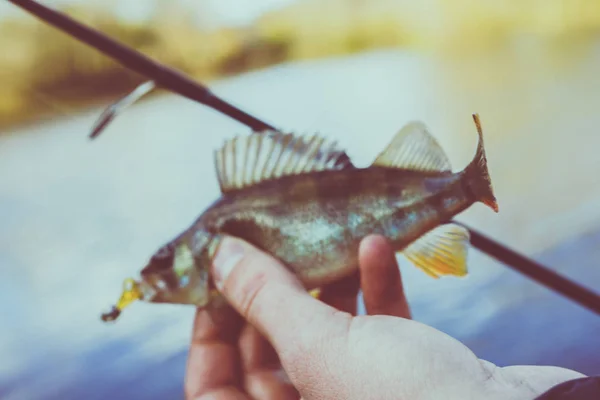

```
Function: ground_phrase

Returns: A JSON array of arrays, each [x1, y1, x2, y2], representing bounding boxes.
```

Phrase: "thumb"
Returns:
[[210, 235, 348, 353]]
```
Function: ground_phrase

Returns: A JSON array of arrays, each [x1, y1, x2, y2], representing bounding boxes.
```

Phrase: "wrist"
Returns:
[[485, 363, 587, 399]]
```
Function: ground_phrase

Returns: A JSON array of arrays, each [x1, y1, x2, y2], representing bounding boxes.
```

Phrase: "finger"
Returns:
[[194, 386, 249, 400], [185, 306, 245, 399], [319, 271, 360, 315], [210, 236, 350, 359], [358, 235, 411, 319], [244, 370, 300, 400], [239, 325, 299, 399], [239, 324, 280, 372]]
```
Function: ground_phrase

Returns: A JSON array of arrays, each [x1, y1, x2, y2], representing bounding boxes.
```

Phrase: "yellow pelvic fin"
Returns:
[[214, 130, 352, 193], [372, 122, 452, 172], [101, 278, 142, 322], [309, 288, 321, 299], [401, 223, 470, 278]]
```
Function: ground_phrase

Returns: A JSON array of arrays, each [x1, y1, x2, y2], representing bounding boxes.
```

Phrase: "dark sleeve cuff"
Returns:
[[535, 376, 600, 399]]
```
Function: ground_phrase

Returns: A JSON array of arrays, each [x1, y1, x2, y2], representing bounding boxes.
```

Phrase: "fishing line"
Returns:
[[8, 0, 600, 316]]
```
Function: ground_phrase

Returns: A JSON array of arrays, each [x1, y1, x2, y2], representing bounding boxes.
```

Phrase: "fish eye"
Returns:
[[154, 243, 173, 259], [144, 243, 175, 273]]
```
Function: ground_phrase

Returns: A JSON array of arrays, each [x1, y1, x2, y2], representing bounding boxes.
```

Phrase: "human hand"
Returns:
[[184, 234, 411, 399], [198, 235, 586, 400]]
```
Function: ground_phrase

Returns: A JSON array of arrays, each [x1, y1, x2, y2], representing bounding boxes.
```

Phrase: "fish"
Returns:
[[100, 114, 498, 322]]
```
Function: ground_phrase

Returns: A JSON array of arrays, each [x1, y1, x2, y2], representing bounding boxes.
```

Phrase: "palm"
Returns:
[[184, 235, 410, 399]]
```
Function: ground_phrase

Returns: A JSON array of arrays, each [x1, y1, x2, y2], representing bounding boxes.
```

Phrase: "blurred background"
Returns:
[[1, 0, 600, 398]]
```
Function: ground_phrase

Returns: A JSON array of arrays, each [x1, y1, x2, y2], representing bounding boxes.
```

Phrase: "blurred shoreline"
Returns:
[[2, 0, 600, 131]]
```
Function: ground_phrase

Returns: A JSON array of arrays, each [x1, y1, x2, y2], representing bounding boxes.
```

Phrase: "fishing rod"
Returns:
[[6, 0, 275, 133], [8, 0, 600, 316]]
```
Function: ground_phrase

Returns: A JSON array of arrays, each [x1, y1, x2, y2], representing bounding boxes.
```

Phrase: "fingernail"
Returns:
[[211, 237, 245, 291]]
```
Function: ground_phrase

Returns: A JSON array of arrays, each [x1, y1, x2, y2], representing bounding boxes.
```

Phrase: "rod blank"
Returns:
[[464, 226, 600, 315], [7, 0, 275, 133]]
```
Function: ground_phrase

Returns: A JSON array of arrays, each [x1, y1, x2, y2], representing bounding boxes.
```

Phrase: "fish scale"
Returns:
[[101, 115, 498, 322]]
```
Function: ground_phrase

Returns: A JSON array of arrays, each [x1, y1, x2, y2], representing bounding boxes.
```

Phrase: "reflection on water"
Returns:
[[2, 41, 600, 399]]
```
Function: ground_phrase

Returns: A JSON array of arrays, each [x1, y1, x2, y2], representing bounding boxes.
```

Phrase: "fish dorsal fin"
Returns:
[[214, 130, 352, 193], [401, 223, 470, 278], [372, 122, 452, 172]]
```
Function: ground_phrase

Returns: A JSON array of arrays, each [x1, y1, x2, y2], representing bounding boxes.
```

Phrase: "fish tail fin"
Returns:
[[463, 114, 499, 213]]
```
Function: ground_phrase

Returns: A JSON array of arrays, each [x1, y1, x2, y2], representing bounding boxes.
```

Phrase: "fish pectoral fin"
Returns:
[[372, 122, 452, 172], [401, 223, 470, 278], [308, 288, 321, 299], [214, 131, 353, 193]]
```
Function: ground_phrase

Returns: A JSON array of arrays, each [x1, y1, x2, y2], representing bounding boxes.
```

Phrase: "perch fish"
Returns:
[[101, 114, 498, 322]]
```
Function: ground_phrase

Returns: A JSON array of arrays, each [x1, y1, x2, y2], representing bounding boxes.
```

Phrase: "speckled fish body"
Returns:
[[101, 115, 498, 322], [194, 168, 467, 288]]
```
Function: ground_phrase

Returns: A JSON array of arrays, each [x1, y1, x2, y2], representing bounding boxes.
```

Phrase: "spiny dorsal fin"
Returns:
[[214, 130, 352, 193], [401, 223, 470, 278], [372, 122, 452, 172]]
